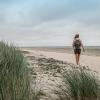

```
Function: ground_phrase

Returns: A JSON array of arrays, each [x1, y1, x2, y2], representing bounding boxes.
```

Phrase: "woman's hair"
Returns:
[[74, 34, 79, 39]]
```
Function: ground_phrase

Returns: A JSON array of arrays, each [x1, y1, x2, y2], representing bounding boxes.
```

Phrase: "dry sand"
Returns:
[[21, 48, 100, 100], [22, 48, 100, 73]]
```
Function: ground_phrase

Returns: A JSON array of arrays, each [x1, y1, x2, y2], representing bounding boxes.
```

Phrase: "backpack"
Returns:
[[74, 39, 81, 49]]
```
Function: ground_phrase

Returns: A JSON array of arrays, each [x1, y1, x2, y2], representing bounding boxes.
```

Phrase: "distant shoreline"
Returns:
[[20, 46, 100, 49], [20, 46, 100, 56]]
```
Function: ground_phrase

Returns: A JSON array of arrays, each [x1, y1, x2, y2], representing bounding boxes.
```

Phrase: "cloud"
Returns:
[[0, 0, 100, 46]]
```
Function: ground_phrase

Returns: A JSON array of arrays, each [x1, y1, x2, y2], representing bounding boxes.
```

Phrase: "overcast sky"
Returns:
[[0, 0, 100, 46]]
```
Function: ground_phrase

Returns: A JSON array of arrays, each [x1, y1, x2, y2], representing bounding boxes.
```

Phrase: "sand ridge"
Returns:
[[22, 49, 100, 73], [21, 48, 100, 99]]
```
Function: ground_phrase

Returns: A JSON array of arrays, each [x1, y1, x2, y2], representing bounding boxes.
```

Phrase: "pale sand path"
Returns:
[[23, 49, 100, 73]]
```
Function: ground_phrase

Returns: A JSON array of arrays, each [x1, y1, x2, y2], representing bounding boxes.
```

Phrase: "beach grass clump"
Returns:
[[0, 41, 32, 100], [55, 67, 100, 100]]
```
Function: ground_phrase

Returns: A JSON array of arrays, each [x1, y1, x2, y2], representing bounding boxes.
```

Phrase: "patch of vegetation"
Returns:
[[0, 41, 32, 100], [54, 67, 100, 100], [0, 42, 44, 100]]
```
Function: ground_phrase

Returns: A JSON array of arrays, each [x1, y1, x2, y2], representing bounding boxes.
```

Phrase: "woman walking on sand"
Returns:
[[72, 34, 85, 65]]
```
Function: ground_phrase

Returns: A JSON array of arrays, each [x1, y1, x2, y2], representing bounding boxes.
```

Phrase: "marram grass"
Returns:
[[1, 41, 100, 100], [54, 67, 100, 100], [0, 41, 32, 100]]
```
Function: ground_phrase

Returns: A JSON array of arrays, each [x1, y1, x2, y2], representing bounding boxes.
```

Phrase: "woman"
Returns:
[[72, 34, 85, 65]]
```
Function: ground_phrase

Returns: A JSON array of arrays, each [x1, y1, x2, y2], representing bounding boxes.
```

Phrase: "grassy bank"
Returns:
[[0, 42, 100, 100], [55, 67, 100, 100], [0, 42, 32, 100]]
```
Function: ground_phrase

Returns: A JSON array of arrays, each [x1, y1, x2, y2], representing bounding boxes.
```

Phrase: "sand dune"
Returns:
[[21, 48, 100, 99], [22, 49, 100, 73]]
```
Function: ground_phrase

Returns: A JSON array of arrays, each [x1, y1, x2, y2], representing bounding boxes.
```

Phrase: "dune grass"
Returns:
[[1, 41, 100, 100], [0, 41, 32, 100], [54, 67, 100, 100]]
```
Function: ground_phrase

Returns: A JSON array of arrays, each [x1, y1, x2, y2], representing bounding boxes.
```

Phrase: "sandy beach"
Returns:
[[20, 47, 100, 99], [21, 48, 100, 73]]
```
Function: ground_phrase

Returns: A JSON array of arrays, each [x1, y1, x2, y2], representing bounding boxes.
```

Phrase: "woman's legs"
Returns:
[[75, 54, 78, 65], [74, 49, 81, 65], [75, 54, 80, 65], [77, 54, 80, 65]]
